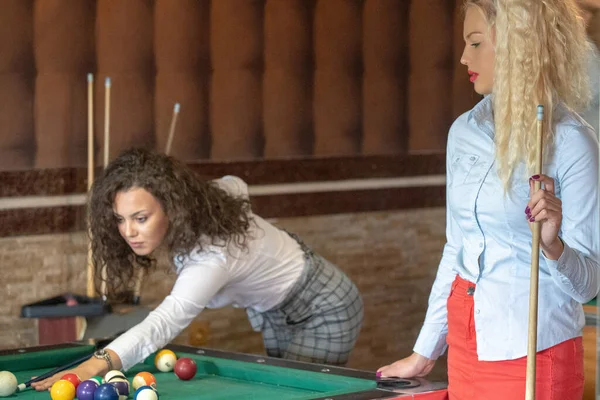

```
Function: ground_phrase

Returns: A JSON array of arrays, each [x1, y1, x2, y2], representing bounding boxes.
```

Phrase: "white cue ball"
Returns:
[[0, 371, 17, 397]]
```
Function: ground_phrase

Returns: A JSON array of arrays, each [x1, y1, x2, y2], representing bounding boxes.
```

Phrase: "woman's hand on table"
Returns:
[[30, 359, 103, 391], [376, 352, 435, 379]]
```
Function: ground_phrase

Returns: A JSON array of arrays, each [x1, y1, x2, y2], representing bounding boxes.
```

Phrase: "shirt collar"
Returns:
[[467, 95, 495, 140], [465, 95, 579, 140]]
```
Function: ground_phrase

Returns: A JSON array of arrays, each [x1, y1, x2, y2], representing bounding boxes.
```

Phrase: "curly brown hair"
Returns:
[[87, 147, 253, 300]]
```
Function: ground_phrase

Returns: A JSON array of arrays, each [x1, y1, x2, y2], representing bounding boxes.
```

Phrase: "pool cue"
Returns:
[[76, 73, 96, 341], [100, 77, 111, 302], [165, 103, 180, 156], [103, 77, 111, 167], [131, 102, 180, 305], [132, 268, 144, 305], [86, 73, 95, 299], [525, 104, 544, 400], [597, 76, 600, 397], [16, 352, 95, 392], [16, 337, 114, 392]]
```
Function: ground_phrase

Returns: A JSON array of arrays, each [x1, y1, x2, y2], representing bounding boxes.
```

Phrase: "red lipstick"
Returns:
[[468, 70, 479, 82]]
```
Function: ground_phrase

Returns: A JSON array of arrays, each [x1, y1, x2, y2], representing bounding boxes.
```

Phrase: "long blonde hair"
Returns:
[[464, 0, 591, 189]]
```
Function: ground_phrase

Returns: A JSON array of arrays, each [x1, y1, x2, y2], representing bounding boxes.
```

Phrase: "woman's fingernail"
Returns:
[[525, 206, 530, 214], [531, 175, 540, 180], [376, 371, 382, 378], [529, 217, 535, 222]]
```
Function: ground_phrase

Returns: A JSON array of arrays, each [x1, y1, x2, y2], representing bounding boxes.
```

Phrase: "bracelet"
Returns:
[[93, 348, 114, 372]]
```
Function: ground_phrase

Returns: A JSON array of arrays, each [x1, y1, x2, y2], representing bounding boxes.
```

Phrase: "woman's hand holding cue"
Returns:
[[526, 174, 564, 260]]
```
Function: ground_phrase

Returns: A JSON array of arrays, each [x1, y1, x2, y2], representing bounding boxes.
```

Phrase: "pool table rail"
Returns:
[[0, 341, 449, 400]]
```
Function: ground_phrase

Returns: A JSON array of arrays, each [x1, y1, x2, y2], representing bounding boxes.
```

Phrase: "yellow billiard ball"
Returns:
[[154, 349, 177, 372], [50, 379, 76, 400]]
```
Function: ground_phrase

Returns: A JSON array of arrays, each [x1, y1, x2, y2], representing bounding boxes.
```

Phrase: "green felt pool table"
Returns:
[[0, 342, 448, 399]]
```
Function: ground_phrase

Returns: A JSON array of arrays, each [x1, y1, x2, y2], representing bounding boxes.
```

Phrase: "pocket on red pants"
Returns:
[[446, 287, 471, 349], [532, 337, 585, 399], [549, 337, 585, 396]]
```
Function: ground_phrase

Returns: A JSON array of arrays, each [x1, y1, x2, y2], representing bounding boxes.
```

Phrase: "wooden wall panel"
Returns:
[[408, 0, 454, 151], [33, 0, 95, 168], [210, 0, 264, 159], [362, 0, 409, 154], [263, 0, 314, 157], [0, 0, 475, 170], [96, 0, 154, 165], [0, 0, 35, 170], [313, 0, 363, 156], [154, 0, 210, 160]]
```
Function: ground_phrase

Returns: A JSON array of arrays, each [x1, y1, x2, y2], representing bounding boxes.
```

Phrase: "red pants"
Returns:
[[446, 275, 584, 400]]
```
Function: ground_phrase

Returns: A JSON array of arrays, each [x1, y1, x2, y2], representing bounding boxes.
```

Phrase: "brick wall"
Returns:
[[0, 208, 449, 380]]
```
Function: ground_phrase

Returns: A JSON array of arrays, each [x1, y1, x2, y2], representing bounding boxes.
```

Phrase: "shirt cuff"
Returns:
[[543, 237, 571, 274], [413, 323, 448, 360], [544, 239, 580, 294], [105, 340, 143, 372]]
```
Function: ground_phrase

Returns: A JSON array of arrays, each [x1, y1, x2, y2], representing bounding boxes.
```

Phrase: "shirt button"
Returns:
[[479, 243, 483, 248], [470, 156, 476, 161]]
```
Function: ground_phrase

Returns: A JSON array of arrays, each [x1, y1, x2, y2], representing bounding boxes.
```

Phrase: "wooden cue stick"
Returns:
[[131, 102, 180, 305], [86, 73, 95, 299], [76, 73, 95, 341], [597, 76, 600, 393], [165, 103, 180, 156], [100, 77, 111, 301], [103, 77, 111, 167], [525, 104, 544, 400]]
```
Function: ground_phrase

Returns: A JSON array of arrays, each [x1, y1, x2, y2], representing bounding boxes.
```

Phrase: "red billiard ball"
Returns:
[[60, 373, 81, 389], [174, 357, 197, 380]]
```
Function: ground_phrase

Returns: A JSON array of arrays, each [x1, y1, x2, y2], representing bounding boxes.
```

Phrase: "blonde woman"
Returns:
[[378, 1, 599, 399], [578, 0, 600, 135]]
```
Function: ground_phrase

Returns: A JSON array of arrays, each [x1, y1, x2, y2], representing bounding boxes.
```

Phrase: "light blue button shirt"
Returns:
[[414, 95, 600, 361]]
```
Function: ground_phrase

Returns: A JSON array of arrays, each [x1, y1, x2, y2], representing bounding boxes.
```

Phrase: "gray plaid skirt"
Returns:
[[246, 231, 364, 366]]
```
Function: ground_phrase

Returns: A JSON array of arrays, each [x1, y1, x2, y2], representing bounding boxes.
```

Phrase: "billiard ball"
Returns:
[[174, 357, 197, 381], [94, 383, 120, 400], [154, 349, 177, 372], [0, 371, 17, 397], [104, 370, 126, 383], [50, 379, 76, 400], [134, 385, 159, 400], [90, 376, 105, 385], [61, 373, 81, 389], [109, 377, 130, 400], [76, 380, 98, 400], [132, 371, 157, 390]]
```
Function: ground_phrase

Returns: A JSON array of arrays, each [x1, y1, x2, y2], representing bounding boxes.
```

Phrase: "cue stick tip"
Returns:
[[87, 73, 93, 82], [537, 105, 544, 120], [17, 383, 26, 392], [174, 103, 180, 113], [105, 77, 111, 86]]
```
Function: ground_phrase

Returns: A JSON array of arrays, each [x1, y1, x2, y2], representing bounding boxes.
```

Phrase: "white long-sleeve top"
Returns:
[[106, 176, 305, 371]]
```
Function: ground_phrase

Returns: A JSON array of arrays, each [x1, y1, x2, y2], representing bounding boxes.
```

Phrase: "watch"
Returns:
[[93, 348, 114, 372]]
